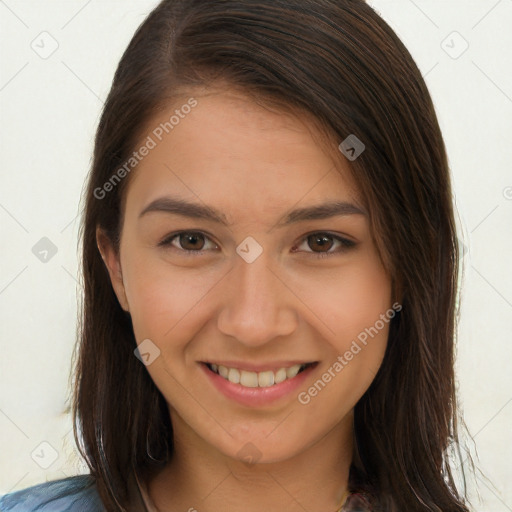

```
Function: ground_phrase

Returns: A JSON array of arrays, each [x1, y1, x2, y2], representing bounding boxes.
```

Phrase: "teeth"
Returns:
[[286, 365, 301, 379], [240, 370, 259, 387], [210, 363, 310, 388], [258, 371, 274, 387], [228, 367, 240, 384], [275, 368, 287, 384]]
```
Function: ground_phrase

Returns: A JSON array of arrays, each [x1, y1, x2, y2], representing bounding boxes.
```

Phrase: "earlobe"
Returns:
[[96, 226, 130, 312]]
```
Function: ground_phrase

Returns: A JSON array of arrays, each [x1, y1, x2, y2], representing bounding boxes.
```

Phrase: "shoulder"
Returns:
[[0, 474, 106, 512]]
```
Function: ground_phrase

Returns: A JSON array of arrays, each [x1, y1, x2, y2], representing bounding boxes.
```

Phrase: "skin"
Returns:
[[97, 88, 393, 512]]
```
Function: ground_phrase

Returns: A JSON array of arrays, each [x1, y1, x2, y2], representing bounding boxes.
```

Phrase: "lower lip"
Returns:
[[200, 362, 318, 407]]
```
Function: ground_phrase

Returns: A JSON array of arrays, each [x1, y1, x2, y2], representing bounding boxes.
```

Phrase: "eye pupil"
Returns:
[[308, 234, 333, 252], [180, 232, 205, 250]]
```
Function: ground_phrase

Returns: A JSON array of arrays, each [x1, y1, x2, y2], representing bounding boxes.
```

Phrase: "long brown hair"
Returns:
[[72, 1, 471, 510]]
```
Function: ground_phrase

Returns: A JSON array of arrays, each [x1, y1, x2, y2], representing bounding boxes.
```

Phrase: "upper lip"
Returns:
[[201, 360, 317, 372]]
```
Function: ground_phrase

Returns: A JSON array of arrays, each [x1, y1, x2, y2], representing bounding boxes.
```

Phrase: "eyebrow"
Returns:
[[138, 196, 367, 227]]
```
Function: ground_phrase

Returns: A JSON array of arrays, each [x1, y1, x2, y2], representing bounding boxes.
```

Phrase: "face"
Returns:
[[98, 88, 393, 464]]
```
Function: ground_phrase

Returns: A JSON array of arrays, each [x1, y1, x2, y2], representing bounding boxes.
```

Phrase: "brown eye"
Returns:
[[293, 232, 356, 259], [307, 233, 334, 252], [159, 231, 218, 256], [178, 232, 206, 250]]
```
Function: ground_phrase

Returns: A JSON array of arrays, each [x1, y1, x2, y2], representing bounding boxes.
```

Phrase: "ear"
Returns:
[[96, 226, 130, 312]]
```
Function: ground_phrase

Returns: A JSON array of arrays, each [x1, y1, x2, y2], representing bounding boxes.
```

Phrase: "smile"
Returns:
[[200, 361, 319, 407], [206, 362, 316, 388]]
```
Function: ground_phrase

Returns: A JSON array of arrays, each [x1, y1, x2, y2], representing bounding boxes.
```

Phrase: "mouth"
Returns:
[[202, 361, 318, 388]]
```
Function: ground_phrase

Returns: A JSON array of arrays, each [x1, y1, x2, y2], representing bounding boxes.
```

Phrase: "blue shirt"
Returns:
[[0, 474, 106, 511], [1, 473, 372, 511]]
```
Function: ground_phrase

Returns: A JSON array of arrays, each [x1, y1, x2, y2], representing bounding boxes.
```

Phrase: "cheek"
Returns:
[[297, 263, 392, 417], [121, 250, 219, 344], [293, 253, 392, 349], [330, 266, 391, 352]]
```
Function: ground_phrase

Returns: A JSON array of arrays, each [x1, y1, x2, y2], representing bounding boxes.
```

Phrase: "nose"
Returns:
[[216, 248, 298, 347]]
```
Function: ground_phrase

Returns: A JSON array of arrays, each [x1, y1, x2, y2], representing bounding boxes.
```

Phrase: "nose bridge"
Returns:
[[216, 245, 297, 346]]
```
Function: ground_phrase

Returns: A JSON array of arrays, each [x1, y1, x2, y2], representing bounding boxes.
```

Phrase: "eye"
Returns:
[[158, 231, 218, 256], [292, 232, 356, 259], [158, 230, 356, 259]]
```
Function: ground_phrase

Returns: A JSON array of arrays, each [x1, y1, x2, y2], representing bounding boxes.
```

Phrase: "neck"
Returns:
[[147, 410, 354, 512]]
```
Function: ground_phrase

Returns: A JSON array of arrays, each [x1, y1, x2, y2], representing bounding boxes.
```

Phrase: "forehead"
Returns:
[[122, 90, 363, 223]]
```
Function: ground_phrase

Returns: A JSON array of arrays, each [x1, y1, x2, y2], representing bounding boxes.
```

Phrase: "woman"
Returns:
[[0, 0, 472, 510]]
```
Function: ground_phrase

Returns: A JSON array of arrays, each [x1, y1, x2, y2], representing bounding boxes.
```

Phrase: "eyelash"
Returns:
[[158, 231, 356, 259]]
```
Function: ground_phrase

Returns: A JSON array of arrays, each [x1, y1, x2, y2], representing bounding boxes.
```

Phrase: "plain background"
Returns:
[[1, 1, 511, 509]]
